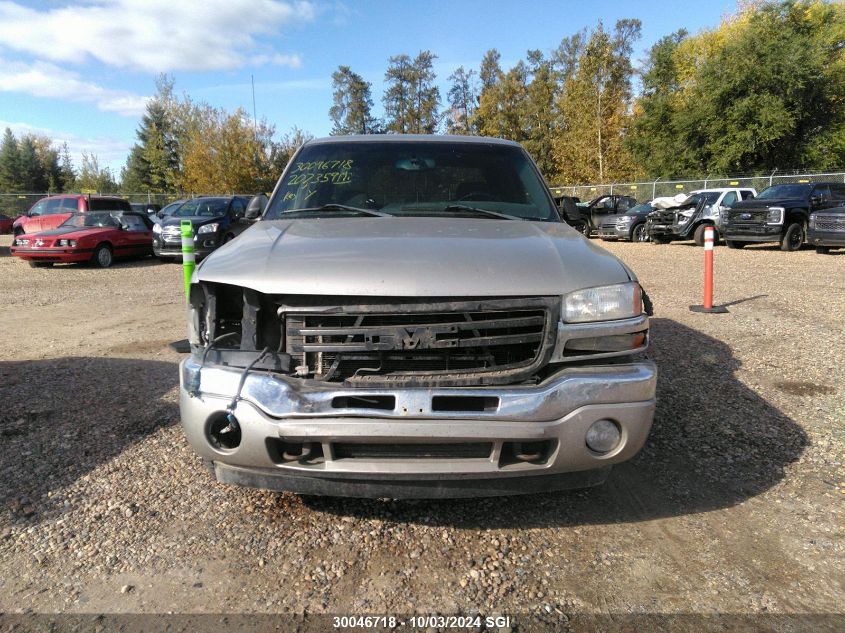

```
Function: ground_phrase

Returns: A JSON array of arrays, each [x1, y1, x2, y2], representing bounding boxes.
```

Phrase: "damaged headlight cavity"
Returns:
[[563, 282, 642, 323], [187, 285, 206, 346]]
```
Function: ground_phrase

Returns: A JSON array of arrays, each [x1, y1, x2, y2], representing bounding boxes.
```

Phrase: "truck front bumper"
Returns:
[[808, 230, 845, 248], [179, 358, 657, 498], [723, 225, 782, 242]]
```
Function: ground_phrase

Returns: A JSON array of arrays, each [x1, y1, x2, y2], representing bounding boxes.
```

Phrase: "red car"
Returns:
[[12, 194, 132, 236], [11, 211, 154, 268], [0, 213, 16, 234]]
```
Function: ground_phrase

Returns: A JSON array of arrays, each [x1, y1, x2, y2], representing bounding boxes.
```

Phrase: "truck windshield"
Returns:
[[265, 141, 559, 222], [757, 184, 812, 199]]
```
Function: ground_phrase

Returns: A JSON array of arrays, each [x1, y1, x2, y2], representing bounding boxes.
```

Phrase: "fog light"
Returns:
[[585, 419, 621, 453]]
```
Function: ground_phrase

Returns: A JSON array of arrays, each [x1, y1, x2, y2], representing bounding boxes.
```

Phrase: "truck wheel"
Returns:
[[92, 244, 114, 268], [693, 224, 718, 247], [816, 246, 830, 255], [577, 223, 591, 237], [726, 240, 747, 249], [631, 223, 649, 242], [780, 222, 804, 252]]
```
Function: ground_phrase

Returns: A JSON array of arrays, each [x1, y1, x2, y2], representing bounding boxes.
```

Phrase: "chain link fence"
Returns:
[[0, 192, 253, 218], [550, 171, 845, 202]]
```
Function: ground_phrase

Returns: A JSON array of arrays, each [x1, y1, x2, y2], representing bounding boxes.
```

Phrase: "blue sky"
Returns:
[[0, 0, 736, 178]]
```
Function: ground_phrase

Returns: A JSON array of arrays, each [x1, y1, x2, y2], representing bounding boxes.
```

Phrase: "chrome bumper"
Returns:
[[179, 357, 657, 496]]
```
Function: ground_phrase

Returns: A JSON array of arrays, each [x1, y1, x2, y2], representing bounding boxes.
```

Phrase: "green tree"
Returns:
[[329, 66, 379, 135], [59, 143, 76, 192], [476, 62, 528, 141], [0, 128, 21, 191], [681, 1, 845, 172], [409, 51, 441, 133], [625, 30, 690, 177], [472, 49, 502, 134], [17, 135, 47, 192], [77, 152, 118, 193], [446, 66, 477, 135], [383, 51, 441, 134], [383, 54, 414, 133], [122, 75, 180, 192]]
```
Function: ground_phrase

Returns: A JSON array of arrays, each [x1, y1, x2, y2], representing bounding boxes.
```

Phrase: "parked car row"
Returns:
[[556, 182, 845, 254], [8, 194, 262, 268]]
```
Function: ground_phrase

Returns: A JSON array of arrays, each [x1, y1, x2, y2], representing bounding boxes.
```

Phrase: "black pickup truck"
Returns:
[[722, 182, 845, 251]]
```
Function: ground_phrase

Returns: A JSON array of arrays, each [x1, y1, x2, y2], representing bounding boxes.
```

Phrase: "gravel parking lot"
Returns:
[[0, 234, 843, 629]]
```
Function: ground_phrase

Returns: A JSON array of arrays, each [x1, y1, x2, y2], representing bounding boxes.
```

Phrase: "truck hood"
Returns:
[[730, 198, 804, 209], [194, 217, 631, 297]]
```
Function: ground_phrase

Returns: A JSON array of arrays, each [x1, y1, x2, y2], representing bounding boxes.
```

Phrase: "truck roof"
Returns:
[[306, 134, 522, 147]]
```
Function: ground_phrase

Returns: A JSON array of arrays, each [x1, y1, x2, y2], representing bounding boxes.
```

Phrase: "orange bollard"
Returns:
[[690, 226, 728, 314]]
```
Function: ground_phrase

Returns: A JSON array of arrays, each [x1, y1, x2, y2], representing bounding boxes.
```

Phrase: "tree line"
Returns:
[[330, 0, 845, 184], [2, 0, 842, 195]]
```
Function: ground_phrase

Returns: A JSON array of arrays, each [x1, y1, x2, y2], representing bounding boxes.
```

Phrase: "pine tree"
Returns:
[[409, 51, 440, 133], [59, 143, 76, 192], [473, 49, 502, 134], [446, 66, 477, 135], [17, 135, 47, 192], [0, 128, 21, 192], [329, 66, 379, 135], [383, 54, 415, 133], [123, 76, 179, 192]]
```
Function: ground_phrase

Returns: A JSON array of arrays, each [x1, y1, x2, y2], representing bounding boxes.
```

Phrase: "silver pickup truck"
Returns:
[[179, 135, 656, 498]]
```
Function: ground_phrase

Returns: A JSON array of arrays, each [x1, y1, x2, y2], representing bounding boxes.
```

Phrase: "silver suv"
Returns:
[[179, 135, 657, 498]]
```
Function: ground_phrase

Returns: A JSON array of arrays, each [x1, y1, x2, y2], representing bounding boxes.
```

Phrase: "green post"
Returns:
[[180, 220, 195, 301]]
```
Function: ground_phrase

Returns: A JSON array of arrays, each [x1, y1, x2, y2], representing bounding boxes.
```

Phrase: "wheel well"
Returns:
[[786, 210, 808, 226], [94, 241, 113, 252]]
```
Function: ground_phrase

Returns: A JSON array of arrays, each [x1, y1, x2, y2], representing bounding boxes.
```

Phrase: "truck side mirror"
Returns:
[[810, 195, 823, 206], [245, 194, 268, 220]]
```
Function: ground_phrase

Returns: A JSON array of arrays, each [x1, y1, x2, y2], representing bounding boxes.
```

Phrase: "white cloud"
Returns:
[[0, 59, 149, 117], [0, 0, 315, 72], [0, 119, 132, 173]]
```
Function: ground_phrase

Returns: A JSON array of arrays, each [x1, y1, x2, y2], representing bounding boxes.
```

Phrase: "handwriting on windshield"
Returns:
[[285, 159, 355, 201]]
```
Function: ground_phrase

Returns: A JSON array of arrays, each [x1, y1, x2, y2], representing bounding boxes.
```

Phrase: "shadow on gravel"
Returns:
[[0, 357, 179, 525], [303, 318, 808, 527]]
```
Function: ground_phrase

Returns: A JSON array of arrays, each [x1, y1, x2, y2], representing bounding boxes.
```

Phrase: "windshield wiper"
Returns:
[[281, 204, 389, 217], [440, 204, 522, 221]]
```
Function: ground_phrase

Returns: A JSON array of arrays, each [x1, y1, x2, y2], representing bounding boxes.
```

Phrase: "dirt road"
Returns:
[[0, 234, 842, 629]]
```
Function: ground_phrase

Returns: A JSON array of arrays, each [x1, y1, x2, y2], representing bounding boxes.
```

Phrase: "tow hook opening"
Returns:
[[499, 440, 556, 467], [207, 412, 242, 450]]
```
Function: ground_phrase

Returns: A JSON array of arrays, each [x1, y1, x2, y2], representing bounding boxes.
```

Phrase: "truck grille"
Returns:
[[283, 298, 556, 387], [729, 210, 768, 224], [814, 216, 845, 232], [161, 226, 183, 242]]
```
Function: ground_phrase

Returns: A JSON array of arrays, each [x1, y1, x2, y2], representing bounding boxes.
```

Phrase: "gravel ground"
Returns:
[[0, 234, 843, 629]]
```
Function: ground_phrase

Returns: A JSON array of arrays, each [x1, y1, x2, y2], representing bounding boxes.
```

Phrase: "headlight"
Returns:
[[563, 282, 643, 323], [809, 215, 816, 229], [152, 223, 162, 233], [56, 239, 77, 247], [197, 223, 219, 234], [767, 207, 784, 225]]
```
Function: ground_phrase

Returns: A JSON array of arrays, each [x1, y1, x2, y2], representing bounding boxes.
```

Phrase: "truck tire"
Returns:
[[726, 240, 747, 249], [780, 222, 804, 252], [693, 224, 718, 247], [816, 246, 830, 254]]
